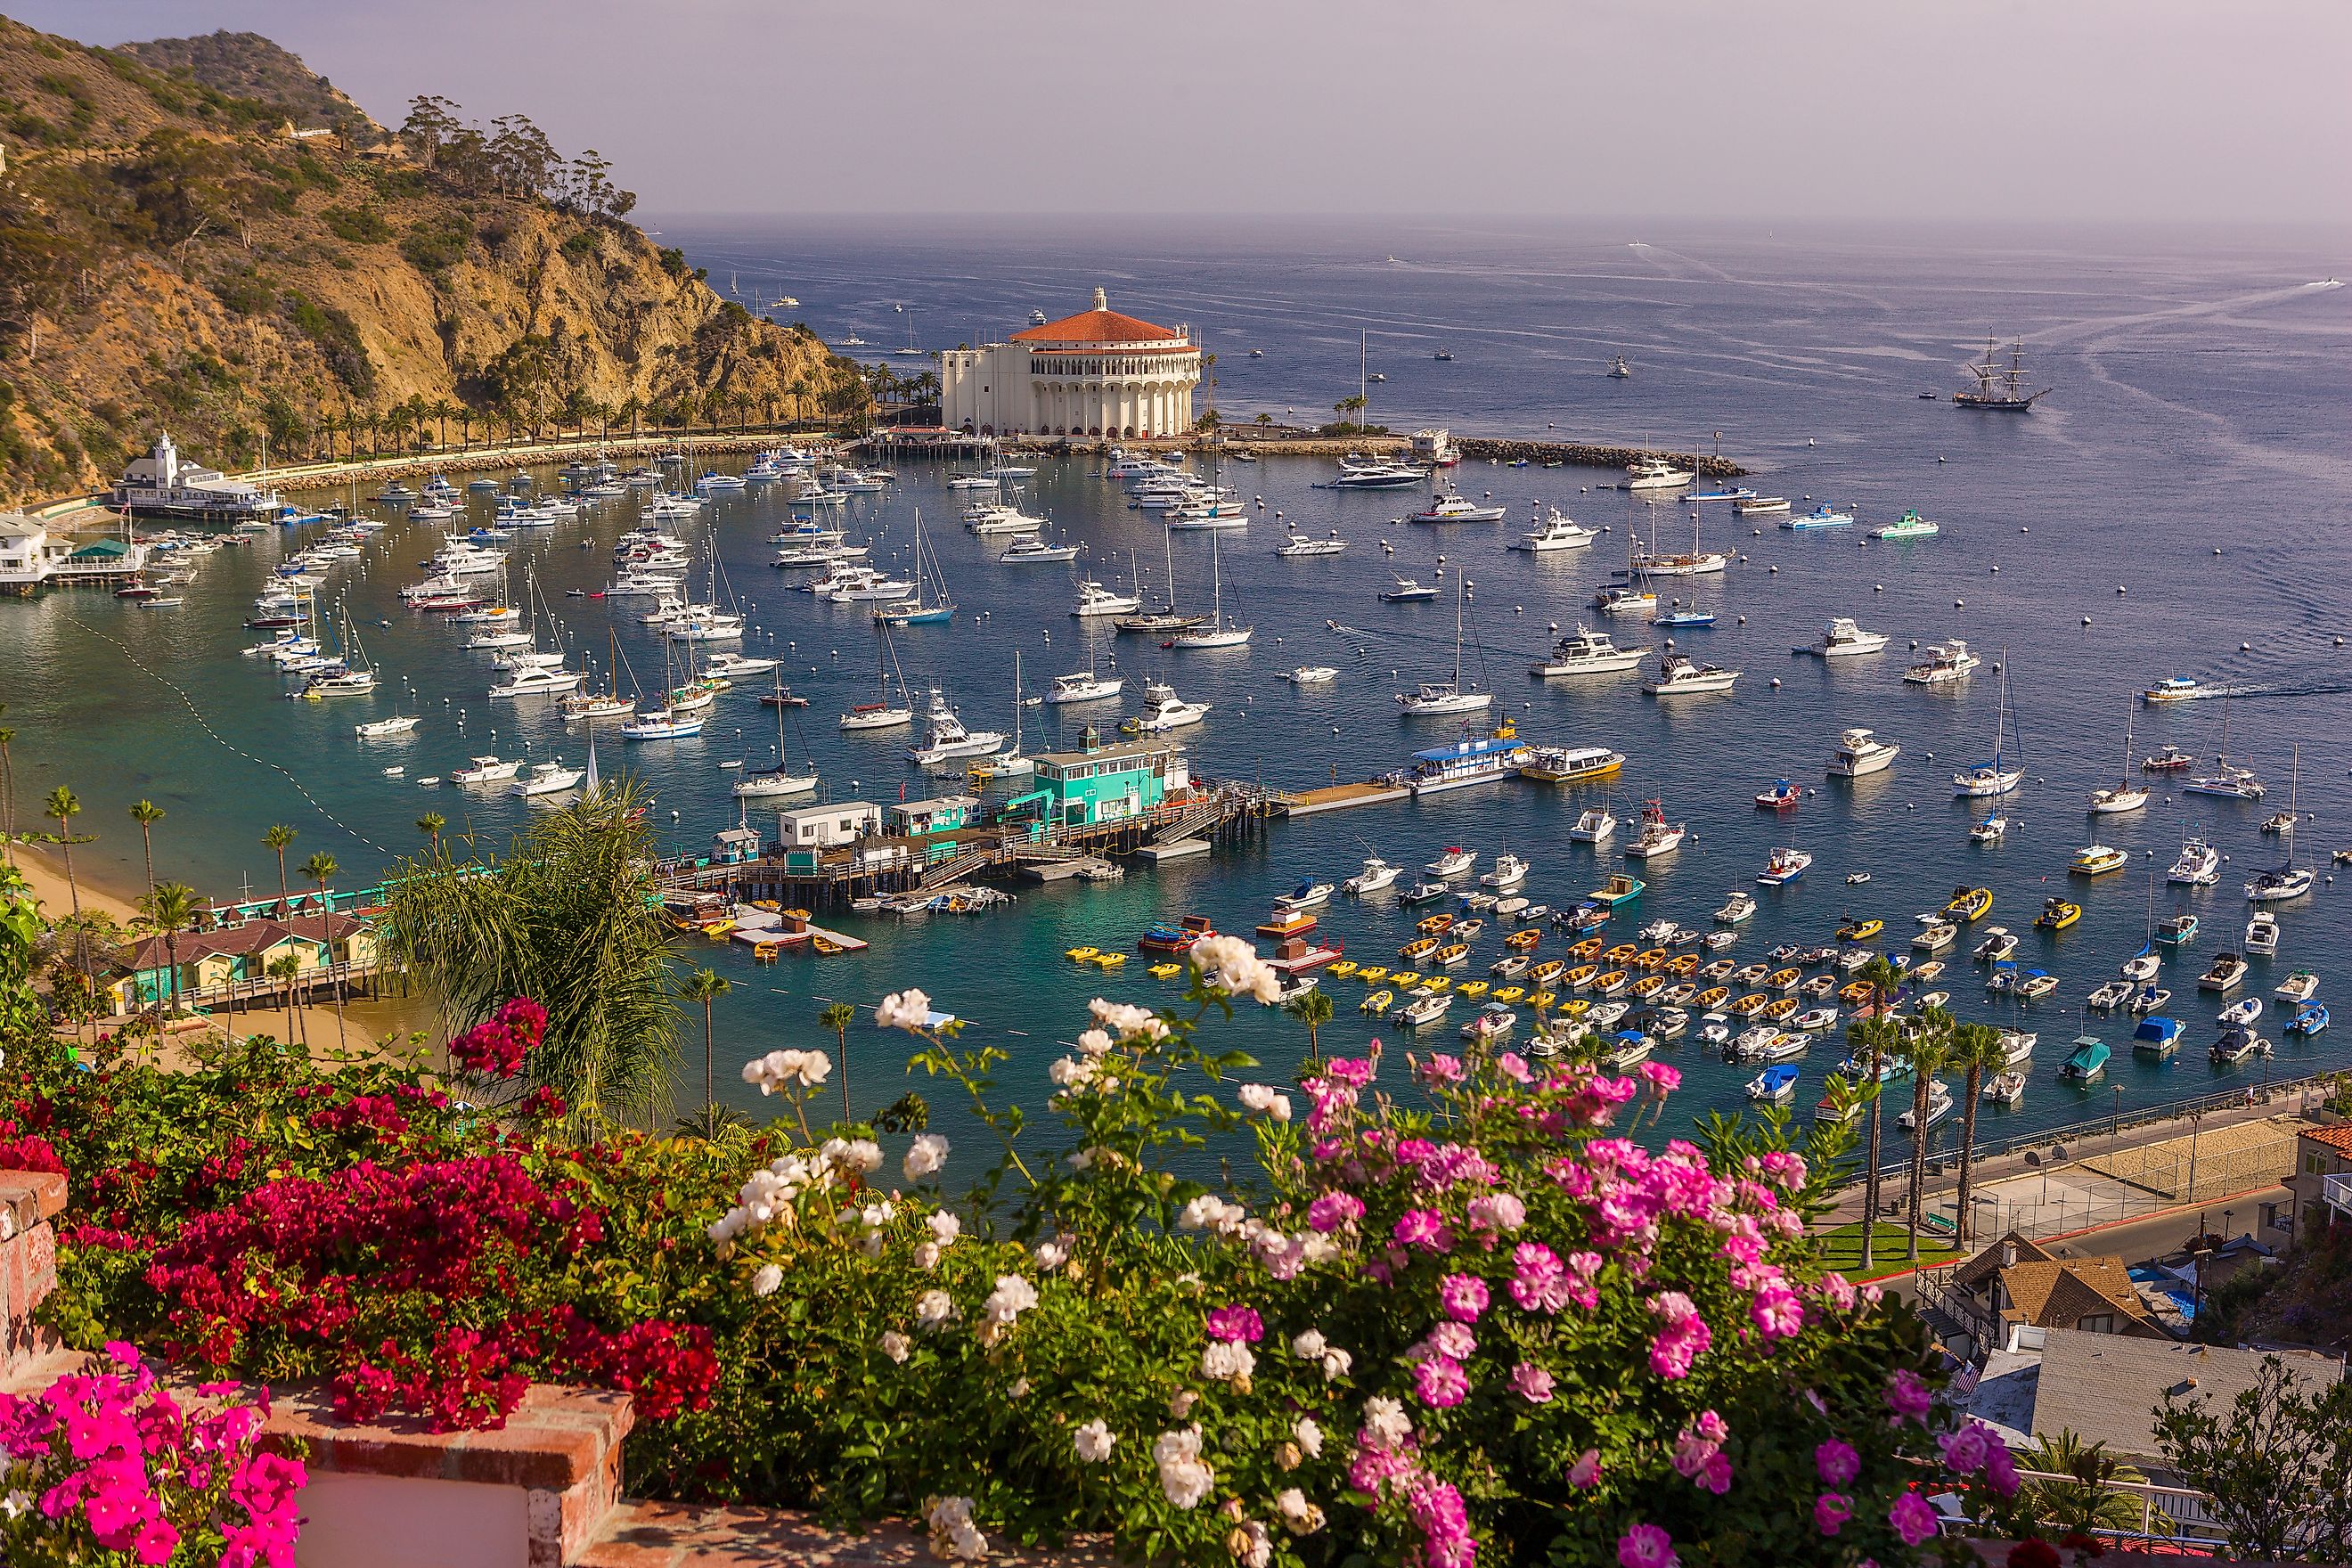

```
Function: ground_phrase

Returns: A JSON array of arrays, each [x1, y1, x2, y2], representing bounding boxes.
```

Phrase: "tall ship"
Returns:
[[113, 432, 282, 522], [1952, 337, 2050, 412]]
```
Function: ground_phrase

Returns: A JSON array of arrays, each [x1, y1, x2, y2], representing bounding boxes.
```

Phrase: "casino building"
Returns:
[[938, 288, 1200, 438]]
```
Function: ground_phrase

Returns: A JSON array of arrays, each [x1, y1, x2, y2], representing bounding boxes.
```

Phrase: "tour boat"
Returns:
[[1781, 504, 1854, 530], [1513, 509, 1597, 551], [1734, 494, 1790, 516], [1644, 653, 1740, 697], [1045, 672, 1123, 706], [1826, 729, 1899, 778], [1276, 531, 1350, 558], [1756, 848, 1811, 886], [1517, 744, 1624, 786], [1410, 493, 1508, 524], [1869, 510, 1940, 542], [2143, 676, 2204, 703], [1798, 618, 1890, 658], [1904, 640, 1980, 686], [1403, 723, 1530, 796], [1531, 625, 1644, 678], [1624, 801, 1686, 860]]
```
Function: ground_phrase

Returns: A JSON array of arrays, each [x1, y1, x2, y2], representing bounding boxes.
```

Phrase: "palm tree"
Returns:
[[1284, 987, 1335, 1066], [1851, 953, 1902, 1271], [136, 880, 200, 1016], [1949, 1021, 2008, 1244], [417, 813, 447, 857], [127, 799, 165, 900], [42, 787, 86, 992], [266, 950, 304, 1049], [263, 824, 297, 918], [300, 850, 346, 1049], [2021, 1433, 2155, 1536], [680, 968, 731, 1119], [1899, 1014, 1954, 1262], [0, 706, 16, 864], [821, 1001, 855, 1124]]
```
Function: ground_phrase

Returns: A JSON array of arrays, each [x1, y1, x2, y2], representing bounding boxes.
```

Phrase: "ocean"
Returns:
[[7, 216, 2349, 1164]]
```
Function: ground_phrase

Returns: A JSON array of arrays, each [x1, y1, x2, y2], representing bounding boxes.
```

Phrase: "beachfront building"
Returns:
[[0, 514, 71, 591], [107, 913, 374, 1014], [938, 288, 1200, 438], [1016, 732, 1190, 829], [112, 430, 280, 522]]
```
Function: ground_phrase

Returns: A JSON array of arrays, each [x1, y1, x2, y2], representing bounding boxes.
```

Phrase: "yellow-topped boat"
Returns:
[[1592, 969, 1629, 996], [1391, 971, 1425, 989], [2036, 897, 2081, 931], [1417, 912, 1456, 935], [1530, 989, 1557, 1010], [1356, 965, 1390, 984], [1091, 951, 1126, 968], [1504, 927, 1541, 952], [1531, 960, 1566, 985], [1666, 953, 1701, 976], [1457, 979, 1490, 998], [1435, 943, 1471, 968], [1066, 945, 1100, 962], [1631, 975, 1666, 999], [1400, 935, 1439, 960], [1944, 886, 1994, 923], [1494, 985, 1526, 1002], [1328, 960, 1360, 978], [1424, 975, 1453, 991], [1835, 918, 1883, 943], [1148, 962, 1183, 980], [1360, 988, 1393, 1015], [1602, 943, 1639, 966], [1695, 985, 1730, 1009], [1765, 967, 1802, 992], [1729, 992, 1772, 1017], [1568, 936, 1605, 961], [1565, 963, 1599, 991], [1634, 947, 1670, 971]]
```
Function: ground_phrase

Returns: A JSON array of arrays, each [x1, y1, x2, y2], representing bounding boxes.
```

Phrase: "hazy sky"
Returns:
[[19, 1, 2352, 225]]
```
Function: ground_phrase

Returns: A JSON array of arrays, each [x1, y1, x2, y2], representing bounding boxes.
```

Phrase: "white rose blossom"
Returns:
[[902, 1133, 951, 1181], [1276, 1489, 1326, 1536], [1153, 1426, 1215, 1509], [1320, 1347, 1353, 1382], [1290, 1329, 1327, 1360], [1033, 1237, 1070, 1270], [982, 1273, 1039, 1327], [875, 989, 933, 1032], [740, 1049, 832, 1095], [912, 1242, 942, 1271], [878, 1330, 911, 1364], [1188, 934, 1281, 1004], [1236, 1083, 1292, 1122], [1089, 997, 1168, 1040], [915, 1289, 956, 1330], [1235, 1520, 1273, 1568], [750, 1263, 783, 1298], [1179, 1195, 1248, 1233], [1292, 1416, 1324, 1458], [1076, 1027, 1114, 1058], [1362, 1396, 1412, 1450], [1200, 1340, 1255, 1383], [927, 1211, 962, 1246], [925, 1495, 985, 1563], [1074, 1418, 1116, 1463]]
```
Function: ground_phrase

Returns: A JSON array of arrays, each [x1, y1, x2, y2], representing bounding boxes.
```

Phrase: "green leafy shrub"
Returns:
[[318, 204, 389, 244]]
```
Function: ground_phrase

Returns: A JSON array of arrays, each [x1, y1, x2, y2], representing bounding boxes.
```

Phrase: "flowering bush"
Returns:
[[5, 960, 2045, 1563], [0, 1341, 303, 1567]]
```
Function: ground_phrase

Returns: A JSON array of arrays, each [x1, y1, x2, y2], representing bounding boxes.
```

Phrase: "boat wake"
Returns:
[[2166, 680, 2352, 702]]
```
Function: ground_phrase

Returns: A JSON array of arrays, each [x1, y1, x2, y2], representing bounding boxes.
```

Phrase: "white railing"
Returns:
[[1944, 1467, 2230, 1550], [2324, 1172, 2352, 1218]]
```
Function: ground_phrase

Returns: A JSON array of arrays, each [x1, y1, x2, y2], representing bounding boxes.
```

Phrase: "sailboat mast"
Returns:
[[1452, 572, 1465, 689]]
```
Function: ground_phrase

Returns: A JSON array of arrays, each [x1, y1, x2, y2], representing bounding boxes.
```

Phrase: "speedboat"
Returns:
[[1826, 729, 1899, 778], [1898, 1080, 1954, 1133], [1757, 848, 1811, 886], [2274, 970, 2320, 1003], [1715, 891, 1756, 926], [2142, 744, 2193, 772], [1426, 846, 1477, 878], [1745, 1064, 1801, 1103], [2198, 951, 2246, 992], [1982, 1069, 2028, 1106], [1345, 857, 1401, 895], [1276, 881, 1335, 913], [2168, 837, 2221, 886], [1410, 493, 1508, 524], [1903, 641, 1980, 686], [1568, 806, 1617, 844], [2036, 897, 2081, 931], [2209, 1026, 2268, 1066], [2069, 844, 2128, 877], [1798, 618, 1889, 658], [1045, 672, 1123, 706], [2242, 911, 2280, 956], [1972, 929, 2016, 966], [1514, 509, 1597, 552], [1284, 666, 1339, 685], [1531, 625, 1645, 678], [1644, 653, 1740, 697], [1734, 494, 1791, 516], [1276, 531, 1350, 558], [1380, 576, 1441, 603]]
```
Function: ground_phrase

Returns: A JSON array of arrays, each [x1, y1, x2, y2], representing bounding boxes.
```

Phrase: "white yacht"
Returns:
[[1128, 681, 1209, 733], [1344, 855, 1401, 895], [839, 699, 915, 731], [452, 755, 524, 786], [488, 664, 584, 698], [1000, 535, 1082, 565], [1410, 493, 1509, 525], [1799, 618, 1891, 658], [621, 707, 706, 740], [963, 501, 1043, 536], [1275, 530, 1349, 557], [1513, 508, 1598, 552], [1284, 666, 1338, 684], [1425, 846, 1477, 878], [733, 764, 820, 800], [2168, 837, 2221, 886], [510, 760, 584, 797], [1073, 579, 1140, 617], [706, 651, 780, 678], [1903, 641, 1979, 685], [1045, 672, 1123, 706], [1568, 806, 1617, 844], [1481, 853, 1531, 890], [907, 691, 1007, 765], [1531, 625, 1645, 678], [666, 611, 746, 642], [1624, 800, 1686, 860], [1644, 653, 1740, 696], [1953, 665, 2024, 796], [1625, 458, 1692, 491], [1826, 728, 1900, 778], [1313, 456, 1426, 490]]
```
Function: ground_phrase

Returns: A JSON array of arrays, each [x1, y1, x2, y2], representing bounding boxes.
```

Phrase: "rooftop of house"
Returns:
[[2300, 1123, 2352, 1160], [2029, 1328, 2344, 1467], [1951, 1231, 2059, 1295], [120, 912, 363, 972], [1999, 1254, 2160, 1333]]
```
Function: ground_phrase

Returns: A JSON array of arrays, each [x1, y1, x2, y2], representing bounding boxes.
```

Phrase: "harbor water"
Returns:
[[6, 217, 2349, 1160]]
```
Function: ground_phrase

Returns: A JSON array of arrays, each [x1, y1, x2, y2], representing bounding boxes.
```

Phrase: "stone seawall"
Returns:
[[1453, 437, 1745, 478]]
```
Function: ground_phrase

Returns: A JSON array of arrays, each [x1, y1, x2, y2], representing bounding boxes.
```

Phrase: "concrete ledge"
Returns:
[[583, 1502, 1121, 1567]]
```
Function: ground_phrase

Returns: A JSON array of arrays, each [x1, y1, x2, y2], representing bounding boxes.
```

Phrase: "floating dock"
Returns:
[[1278, 780, 1409, 817]]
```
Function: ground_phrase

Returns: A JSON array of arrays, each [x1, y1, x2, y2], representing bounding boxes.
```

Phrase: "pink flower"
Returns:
[[1407, 1479, 1476, 1568], [1417, 1053, 1466, 1083], [1889, 1490, 1940, 1547], [1816, 1439, 1860, 1487], [1617, 1523, 1677, 1568], [1985, 1436, 2021, 1499], [1695, 1452, 1732, 1493], [1884, 1368, 1932, 1425], [1438, 1273, 1490, 1322], [1308, 1191, 1366, 1232], [1494, 1051, 1531, 1082], [1509, 1242, 1572, 1313], [1509, 1364, 1554, 1403], [133, 1518, 181, 1565], [1815, 1492, 1853, 1536], [1412, 1355, 1468, 1409], [1466, 1192, 1526, 1233], [1566, 1449, 1603, 1488], [1751, 1284, 1805, 1339], [1426, 1321, 1477, 1361], [1818, 1271, 1858, 1311], [1393, 1208, 1455, 1254], [1638, 1061, 1681, 1092], [1205, 1304, 1264, 1343]]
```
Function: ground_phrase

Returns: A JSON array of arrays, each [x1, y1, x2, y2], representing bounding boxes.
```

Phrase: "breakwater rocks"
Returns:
[[1454, 437, 1746, 478]]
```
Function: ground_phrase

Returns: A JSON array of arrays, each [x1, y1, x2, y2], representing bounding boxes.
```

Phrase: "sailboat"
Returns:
[[1398, 574, 1492, 715], [2244, 745, 2313, 902], [1171, 529, 1252, 648], [969, 652, 1036, 782], [2087, 703, 2151, 814], [1116, 527, 1207, 633], [841, 625, 916, 731], [875, 508, 954, 626], [1953, 657, 2024, 798], [2185, 701, 2266, 800], [735, 673, 821, 798]]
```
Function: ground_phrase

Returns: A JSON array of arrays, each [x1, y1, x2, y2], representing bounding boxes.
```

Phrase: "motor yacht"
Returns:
[[706, 652, 780, 678], [1531, 625, 1645, 677], [621, 707, 705, 740], [1513, 508, 1597, 551], [355, 715, 421, 738], [1799, 618, 1890, 658], [1625, 458, 1691, 491], [1345, 856, 1401, 895], [2167, 837, 2221, 886], [1314, 457, 1427, 490], [510, 760, 584, 797], [1410, 493, 1508, 524], [908, 691, 1007, 765], [2243, 911, 2281, 956], [1072, 579, 1141, 617], [451, 755, 523, 786], [1569, 805, 1617, 844], [1000, 535, 1082, 565], [488, 664, 584, 698], [964, 501, 1045, 537], [1045, 672, 1123, 706], [1782, 504, 1855, 530], [1644, 653, 1740, 696], [1126, 682, 1210, 734], [1380, 576, 1441, 603], [1275, 530, 1350, 557], [1826, 728, 1899, 778]]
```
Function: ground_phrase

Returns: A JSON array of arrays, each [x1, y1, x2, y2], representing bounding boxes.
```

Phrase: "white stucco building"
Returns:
[[939, 288, 1199, 438]]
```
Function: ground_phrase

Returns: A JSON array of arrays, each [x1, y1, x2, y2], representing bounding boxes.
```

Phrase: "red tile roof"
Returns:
[[2303, 1124, 2352, 1159], [1011, 308, 1182, 346]]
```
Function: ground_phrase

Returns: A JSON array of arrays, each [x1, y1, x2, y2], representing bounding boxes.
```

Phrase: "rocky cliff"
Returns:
[[0, 18, 865, 502]]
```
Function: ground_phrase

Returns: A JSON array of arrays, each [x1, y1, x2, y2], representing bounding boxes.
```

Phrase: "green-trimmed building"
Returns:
[[1011, 730, 1190, 829]]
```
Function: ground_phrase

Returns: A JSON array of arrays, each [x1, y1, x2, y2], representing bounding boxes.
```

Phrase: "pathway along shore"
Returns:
[[26, 427, 1742, 522]]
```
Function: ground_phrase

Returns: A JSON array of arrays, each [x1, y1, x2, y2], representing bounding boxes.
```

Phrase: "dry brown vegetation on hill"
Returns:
[[0, 18, 868, 502]]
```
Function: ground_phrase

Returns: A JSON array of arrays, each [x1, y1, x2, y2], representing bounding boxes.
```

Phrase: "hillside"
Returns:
[[0, 15, 866, 503]]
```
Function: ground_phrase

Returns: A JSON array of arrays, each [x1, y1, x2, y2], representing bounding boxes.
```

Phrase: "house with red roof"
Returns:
[[939, 287, 1200, 438]]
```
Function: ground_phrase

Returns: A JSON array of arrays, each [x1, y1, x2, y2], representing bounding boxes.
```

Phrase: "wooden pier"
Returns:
[[1277, 780, 1409, 817]]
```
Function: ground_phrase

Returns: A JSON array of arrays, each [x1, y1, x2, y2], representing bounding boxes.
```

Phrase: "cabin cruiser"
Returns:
[[1426, 846, 1477, 878], [2069, 844, 2128, 877], [1276, 530, 1350, 557], [1126, 682, 1209, 734], [1380, 576, 1441, 603], [2143, 676, 2204, 703], [1072, 579, 1141, 617], [1531, 625, 1645, 678], [1756, 848, 1811, 886], [2167, 837, 2221, 886], [1591, 584, 1657, 615], [965, 501, 1046, 536], [620, 706, 706, 740], [2243, 911, 2281, 956], [1715, 891, 1756, 926], [1314, 456, 1425, 490], [1904, 640, 1980, 686], [1644, 653, 1740, 696], [1826, 728, 1899, 778], [1410, 493, 1508, 524], [1898, 1080, 1955, 1134], [1344, 856, 1401, 895], [1800, 618, 1890, 658], [488, 664, 584, 698], [1624, 801, 1686, 860], [907, 691, 1007, 765], [510, 760, 585, 797], [1514, 509, 1597, 551], [1045, 672, 1123, 706], [1625, 458, 1692, 491], [1568, 805, 1617, 844], [1481, 853, 1531, 891], [451, 755, 524, 786]]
